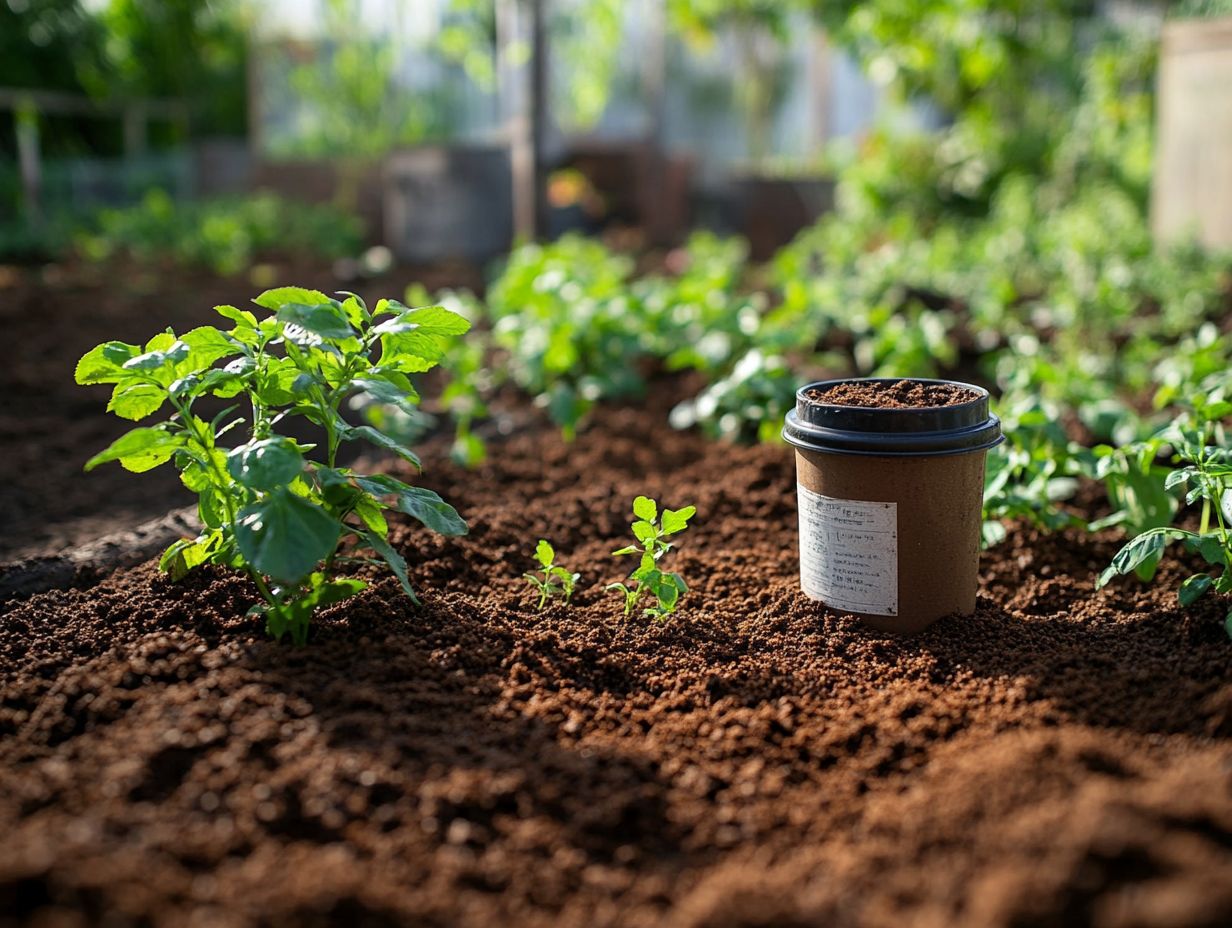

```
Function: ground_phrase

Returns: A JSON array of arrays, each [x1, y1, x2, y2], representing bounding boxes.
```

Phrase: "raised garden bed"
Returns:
[[2, 403, 1231, 927]]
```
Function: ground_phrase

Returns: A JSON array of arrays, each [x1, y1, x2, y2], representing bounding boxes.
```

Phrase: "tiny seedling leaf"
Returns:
[[633, 496, 657, 522], [536, 539, 554, 568], [661, 506, 696, 535]]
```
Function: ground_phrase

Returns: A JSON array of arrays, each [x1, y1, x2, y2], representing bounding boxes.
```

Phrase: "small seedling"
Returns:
[[607, 495, 695, 620], [523, 539, 579, 610], [77, 287, 471, 644]]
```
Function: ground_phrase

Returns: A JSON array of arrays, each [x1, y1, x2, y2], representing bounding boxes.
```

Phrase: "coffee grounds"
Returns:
[[806, 380, 979, 409], [1, 406, 1230, 927]]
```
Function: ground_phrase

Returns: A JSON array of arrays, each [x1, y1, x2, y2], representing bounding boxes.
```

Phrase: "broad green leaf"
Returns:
[[339, 424, 422, 468], [107, 383, 165, 420], [352, 374, 421, 410], [198, 485, 226, 529], [227, 438, 304, 490], [145, 331, 176, 352], [277, 302, 355, 343], [235, 489, 340, 585], [1164, 468, 1195, 491], [215, 304, 257, 328], [1099, 528, 1172, 587], [180, 447, 226, 492], [404, 305, 471, 335], [85, 427, 183, 473], [254, 357, 304, 406], [252, 287, 332, 312], [75, 341, 140, 384], [354, 475, 468, 536], [535, 539, 554, 568], [181, 326, 241, 368], [340, 294, 369, 326], [199, 357, 255, 397], [122, 340, 190, 373], [1192, 534, 1228, 567], [354, 495, 388, 537], [661, 506, 696, 534], [1179, 574, 1213, 607], [377, 341, 440, 374], [633, 496, 657, 522], [360, 529, 418, 602]]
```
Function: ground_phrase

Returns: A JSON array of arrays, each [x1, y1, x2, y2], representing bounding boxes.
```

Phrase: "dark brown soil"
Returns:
[[2, 405, 1231, 928], [806, 379, 980, 409], [0, 259, 481, 560]]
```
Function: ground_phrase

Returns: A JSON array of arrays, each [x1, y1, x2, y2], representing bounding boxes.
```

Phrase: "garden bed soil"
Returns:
[[804, 379, 980, 409], [3, 406, 1231, 927]]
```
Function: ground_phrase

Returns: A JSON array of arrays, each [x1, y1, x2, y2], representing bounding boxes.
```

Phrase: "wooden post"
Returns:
[[529, 0, 550, 240], [498, 0, 534, 241], [642, 0, 669, 244], [811, 28, 832, 153], [1152, 15, 1232, 249], [122, 102, 148, 158], [14, 99, 41, 229]]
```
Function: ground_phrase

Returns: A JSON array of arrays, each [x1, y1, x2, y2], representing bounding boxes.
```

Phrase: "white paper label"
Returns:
[[796, 486, 898, 616]]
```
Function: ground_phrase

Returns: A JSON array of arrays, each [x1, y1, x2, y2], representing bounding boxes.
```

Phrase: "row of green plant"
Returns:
[[73, 190, 364, 276]]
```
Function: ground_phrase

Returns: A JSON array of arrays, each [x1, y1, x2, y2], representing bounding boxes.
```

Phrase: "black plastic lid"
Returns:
[[782, 378, 1004, 457]]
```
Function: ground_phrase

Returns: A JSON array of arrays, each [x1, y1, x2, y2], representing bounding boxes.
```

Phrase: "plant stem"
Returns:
[[173, 395, 280, 613]]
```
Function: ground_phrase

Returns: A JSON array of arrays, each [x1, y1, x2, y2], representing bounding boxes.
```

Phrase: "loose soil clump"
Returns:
[[2, 406, 1231, 928], [806, 379, 979, 409]]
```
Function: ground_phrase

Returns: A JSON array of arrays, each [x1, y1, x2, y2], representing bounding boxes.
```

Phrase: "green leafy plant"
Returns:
[[77, 286, 471, 644], [77, 190, 363, 275], [523, 539, 579, 610], [486, 234, 646, 439], [1086, 439, 1177, 580], [1098, 381, 1232, 636], [607, 496, 695, 620], [981, 394, 1084, 547]]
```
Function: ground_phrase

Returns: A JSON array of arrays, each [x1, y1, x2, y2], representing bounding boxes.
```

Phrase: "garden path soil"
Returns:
[[2, 406, 1231, 928]]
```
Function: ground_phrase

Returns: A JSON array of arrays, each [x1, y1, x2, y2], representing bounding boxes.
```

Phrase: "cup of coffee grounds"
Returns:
[[782, 378, 1003, 634]]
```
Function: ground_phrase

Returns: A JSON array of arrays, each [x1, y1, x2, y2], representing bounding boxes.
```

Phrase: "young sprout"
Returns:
[[607, 495, 696, 620], [523, 539, 579, 610]]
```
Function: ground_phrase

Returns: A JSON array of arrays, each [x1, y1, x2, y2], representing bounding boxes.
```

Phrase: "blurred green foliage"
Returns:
[[273, 0, 460, 161], [75, 189, 363, 275], [0, 0, 248, 153]]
